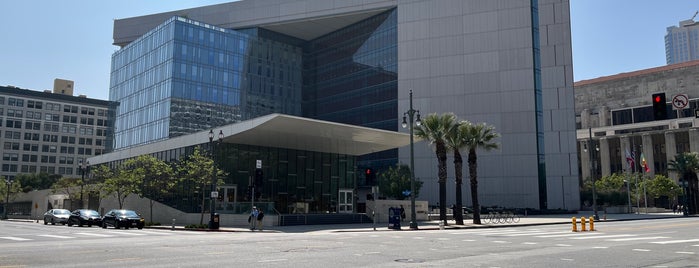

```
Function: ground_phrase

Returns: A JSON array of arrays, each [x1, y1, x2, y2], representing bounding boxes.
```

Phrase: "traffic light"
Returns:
[[254, 168, 263, 187], [365, 168, 375, 185], [652, 93, 667, 120]]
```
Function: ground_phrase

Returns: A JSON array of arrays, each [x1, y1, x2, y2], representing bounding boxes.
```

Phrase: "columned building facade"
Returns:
[[575, 60, 699, 209]]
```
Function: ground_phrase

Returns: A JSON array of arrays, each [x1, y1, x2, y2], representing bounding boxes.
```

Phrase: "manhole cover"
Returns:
[[395, 259, 425, 263]]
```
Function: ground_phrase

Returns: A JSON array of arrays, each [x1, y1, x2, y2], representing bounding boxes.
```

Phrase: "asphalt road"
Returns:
[[1, 218, 697, 267]]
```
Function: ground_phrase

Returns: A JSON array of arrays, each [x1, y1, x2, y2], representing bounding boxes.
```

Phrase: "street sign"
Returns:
[[256, 160, 262, 169], [672, 94, 689, 110], [695, 109, 699, 118], [210, 191, 218, 198]]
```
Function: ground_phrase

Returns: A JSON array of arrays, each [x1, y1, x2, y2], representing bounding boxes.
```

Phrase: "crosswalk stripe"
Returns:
[[0, 236, 32, 241], [38, 234, 75, 239], [607, 236, 669, 242], [74, 232, 115, 237], [103, 231, 146, 236], [501, 231, 571, 237], [536, 233, 605, 238], [652, 239, 699, 245], [572, 234, 636, 240]]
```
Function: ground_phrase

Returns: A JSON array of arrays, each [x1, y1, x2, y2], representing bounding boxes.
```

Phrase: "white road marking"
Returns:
[[522, 242, 538, 245], [74, 232, 115, 237], [537, 232, 604, 238], [258, 259, 287, 263], [38, 234, 75, 239], [592, 246, 609, 249], [571, 234, 636, 240], [607, 236, 668, 242], [675, 251, 695, 255], [652, 239, 699, 245], [632, 249, 651, 252], [556, 244, 572, 247], [0, 236, 31, 241]]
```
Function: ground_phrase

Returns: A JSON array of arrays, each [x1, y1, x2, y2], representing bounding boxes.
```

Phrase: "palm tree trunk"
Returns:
[[469, 148, 481, 224], [437, 143, 448, 226], [454, 150, 464, 225]]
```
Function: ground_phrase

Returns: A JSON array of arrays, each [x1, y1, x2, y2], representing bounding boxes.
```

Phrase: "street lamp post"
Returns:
[[624, 179, 631, 213], [79, 160, 90, 209], [208, 129, 224, 229], [4, 178, 13, 219], [402, 90, 421, 230], [584, 128, 599, 220]]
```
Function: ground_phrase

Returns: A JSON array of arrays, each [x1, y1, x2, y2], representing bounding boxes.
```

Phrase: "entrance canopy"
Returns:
[[90, 113, 414, 164]]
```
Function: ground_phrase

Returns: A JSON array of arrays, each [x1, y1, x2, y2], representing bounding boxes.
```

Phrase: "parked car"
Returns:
[[101, 209, 145, 229], [43, 209, 71, 225], [67, 209, 102, 227]]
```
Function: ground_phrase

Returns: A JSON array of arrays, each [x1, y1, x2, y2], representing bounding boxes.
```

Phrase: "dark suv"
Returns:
[[101, 209, 145, 229], [67, 209, 102, 227]]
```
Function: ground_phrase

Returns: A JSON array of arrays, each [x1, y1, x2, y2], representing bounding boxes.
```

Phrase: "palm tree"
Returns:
[[414, 113, 457, 226], [463, 122, 500, 224], [668, 152, 699, 214], [445, 120, 469, 225]]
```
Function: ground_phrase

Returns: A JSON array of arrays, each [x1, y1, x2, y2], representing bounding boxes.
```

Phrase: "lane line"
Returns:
[[675, 251, 695, 255], [651, 239, 699, 245], [632, 249, 651, 252], [74, 232, 115, 237], [607, 236, 668, 242], [0, 236, 31, 241], [571, 234, 636, 240], [38, 234, 75, 239]]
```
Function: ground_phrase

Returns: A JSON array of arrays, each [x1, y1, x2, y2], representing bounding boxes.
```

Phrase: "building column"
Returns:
[[599, 137, 611, 177], [580, 140, 591, 182], [665, 131, 678, 181], [620, 136, 631, 172], [581, 109, 591, 129], [642, 134, 655, 177], [690, 128, 699, 153]]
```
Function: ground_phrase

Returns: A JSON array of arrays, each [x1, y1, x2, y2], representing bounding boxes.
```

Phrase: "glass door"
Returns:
[[338, 189, 353, 213]]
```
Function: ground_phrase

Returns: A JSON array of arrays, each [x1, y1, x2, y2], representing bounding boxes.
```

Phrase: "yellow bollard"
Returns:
[[589, 216, 595, 231], [581, 217, 587, 232], [571, 217, 578, 232]]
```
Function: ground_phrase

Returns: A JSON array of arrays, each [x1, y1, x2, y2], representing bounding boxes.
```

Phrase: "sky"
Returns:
[[1, 0, 698, 101]]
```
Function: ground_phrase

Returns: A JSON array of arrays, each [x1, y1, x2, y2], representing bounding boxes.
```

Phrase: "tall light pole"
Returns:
[[79, 160, 90, 209], [209, 129, 224, 229], [3, 178, 13, 219], [402, 90, 421, 230], [584, 128, 599, 220]]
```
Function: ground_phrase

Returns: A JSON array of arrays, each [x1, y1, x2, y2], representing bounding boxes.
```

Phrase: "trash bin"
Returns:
[[388, 207, 401, 230], [210, 213, 220, 229]]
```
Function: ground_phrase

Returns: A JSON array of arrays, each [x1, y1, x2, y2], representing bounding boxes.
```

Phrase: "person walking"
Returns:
[[249, 206, 259, 231], [256, 209, 265, 231], [399, 205, 406, 222]]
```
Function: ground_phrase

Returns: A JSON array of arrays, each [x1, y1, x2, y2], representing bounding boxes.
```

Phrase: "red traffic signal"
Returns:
[[365, 168, 372, 175], [651, 93, 667, 120]]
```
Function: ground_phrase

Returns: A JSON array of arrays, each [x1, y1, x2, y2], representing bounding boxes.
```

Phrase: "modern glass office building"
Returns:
[[665, 18, 699, 65], [110, 17, 303, 149], [109, 0, 578, 211]]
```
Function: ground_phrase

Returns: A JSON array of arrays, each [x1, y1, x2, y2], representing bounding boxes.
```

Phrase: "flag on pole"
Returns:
[[640, 152, 650, 173], [625, 148, 635, 171]]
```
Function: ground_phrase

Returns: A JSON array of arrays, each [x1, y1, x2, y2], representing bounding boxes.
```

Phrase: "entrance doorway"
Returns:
[[216, 186, 237, 213], [338, 189, 353, 213]]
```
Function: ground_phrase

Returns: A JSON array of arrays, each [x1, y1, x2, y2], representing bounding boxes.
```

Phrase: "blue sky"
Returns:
[[1, 1, 697, 100]]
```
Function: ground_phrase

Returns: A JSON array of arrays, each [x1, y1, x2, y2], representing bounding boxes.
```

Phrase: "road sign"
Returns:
[[256, 160, 262, 169], [672, 94, 689, 110], [210, 191, 218, 198]]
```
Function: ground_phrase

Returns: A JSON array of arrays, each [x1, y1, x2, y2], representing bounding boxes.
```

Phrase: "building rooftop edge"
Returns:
[[574, 59, 699, 87]]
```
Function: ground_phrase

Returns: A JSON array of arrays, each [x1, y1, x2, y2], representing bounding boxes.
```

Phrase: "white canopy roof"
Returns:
[[90, 113, 414, 165]]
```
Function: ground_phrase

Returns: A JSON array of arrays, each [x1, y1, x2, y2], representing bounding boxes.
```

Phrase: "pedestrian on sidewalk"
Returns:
[[400, 205, 406, 222], [256, 209, 265, 231], [249, 206, 259, 231]]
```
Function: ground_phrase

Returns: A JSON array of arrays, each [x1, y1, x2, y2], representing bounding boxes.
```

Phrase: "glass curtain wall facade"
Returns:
[[110, 17, 302, 149], [119, 143, 356, 214], [665, 20, 699, 64], [302, 9, 398, 171]]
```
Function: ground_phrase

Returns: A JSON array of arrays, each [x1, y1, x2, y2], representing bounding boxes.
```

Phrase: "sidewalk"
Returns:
[[143, 212, 691, 233]]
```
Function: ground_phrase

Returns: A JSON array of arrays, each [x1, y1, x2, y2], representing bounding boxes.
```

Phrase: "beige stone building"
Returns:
[[575, 60, 699, 209]]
